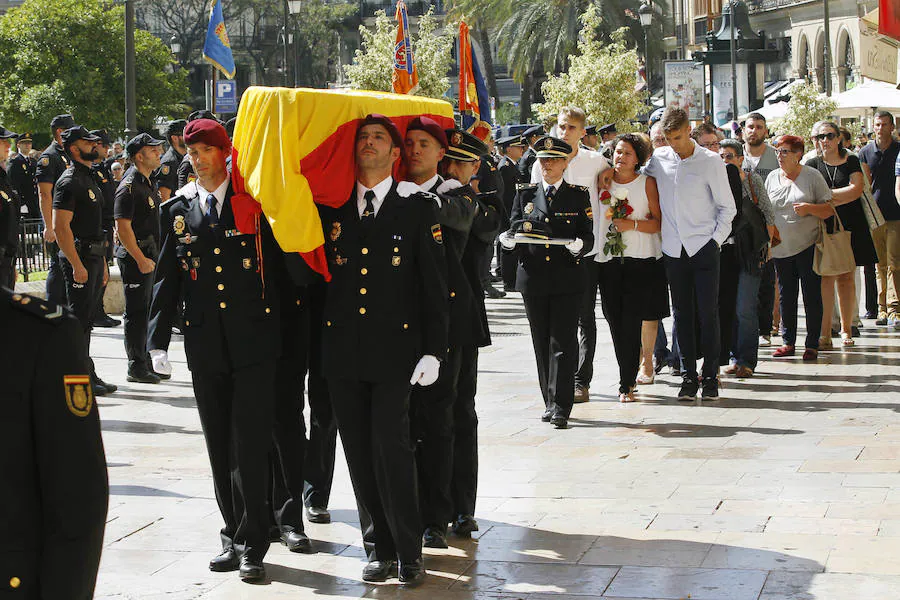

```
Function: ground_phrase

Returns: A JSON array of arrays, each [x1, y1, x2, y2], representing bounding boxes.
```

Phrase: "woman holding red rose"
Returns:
[[597, 134, 664, 402]]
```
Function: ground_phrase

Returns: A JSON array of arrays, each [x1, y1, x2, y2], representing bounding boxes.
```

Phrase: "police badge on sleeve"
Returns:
[[63, 375, 93, 417]]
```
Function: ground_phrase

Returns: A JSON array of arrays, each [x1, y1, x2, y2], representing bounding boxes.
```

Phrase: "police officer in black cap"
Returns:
[[598, 123, 618, 160], [1, 288, 109, 600], [90, 129, 122, 329], [582, 125, 599, 151], [500, 136, 594, 429], [53, 126, 117, 397], [516, 125, 544, 182], [37, 113, 76, 305], [153, 119, 187, 202], [8, 132, 39, 218], [115, 133, 165, 383], [0, 127, 21, 287], [495, 135, 527, 291]]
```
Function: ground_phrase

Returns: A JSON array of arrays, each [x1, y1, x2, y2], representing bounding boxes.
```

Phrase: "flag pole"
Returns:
[[212, 68, 218, 114]]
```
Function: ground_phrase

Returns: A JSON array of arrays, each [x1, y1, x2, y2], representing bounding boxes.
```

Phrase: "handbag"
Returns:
[[813, 202, 856, 276], [859, 167, 886, 231], [747, 175, 780, 247]]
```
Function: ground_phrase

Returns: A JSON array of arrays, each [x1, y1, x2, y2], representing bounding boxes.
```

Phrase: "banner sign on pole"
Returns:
[[663, 60, 706, 121]]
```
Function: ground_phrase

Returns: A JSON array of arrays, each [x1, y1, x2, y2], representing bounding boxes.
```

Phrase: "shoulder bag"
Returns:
[[813, 202, 856, 276]]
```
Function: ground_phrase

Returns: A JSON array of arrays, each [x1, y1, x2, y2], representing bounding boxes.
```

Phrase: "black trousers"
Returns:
[[329, 378, 421, 563], [773, 245, 822, 349], [192, 362, 277, 561], [717, 244, 740, 366], [664, 240, 721, 381], [597, 259, 646, 394], [522, 292, 580, 418], [60, 253, 104, 366], [413, 346, 463, 532], [498, 239, 518, 289], [303, 284, 337, 510], [0, 256, 14, 288], [46, 241, 66, 305], [758, 259, 776, 335], [452, 345, 479, 518], [117, 254, 153, 369], [864, 263, 878, 315], [575, 260, 601, 388]]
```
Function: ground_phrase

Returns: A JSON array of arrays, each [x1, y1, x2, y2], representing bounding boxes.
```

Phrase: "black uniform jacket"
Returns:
[[152, 147, 183, 195], [318, 181, 449, 383], [463, 189, 504, 348], [148, 182, 281, 373], [497, 156, 520, 229], [1, 289, 108, 600], [8, 152, 37, 216], [0, 167, 20, 252], [517, 147, 537, 182], [507, 180, 594, 296]]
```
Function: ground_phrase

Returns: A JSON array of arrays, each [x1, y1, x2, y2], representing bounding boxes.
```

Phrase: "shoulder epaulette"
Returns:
[[516, 183, 537, 190], [573, 185, 589, 192], [8, 292, 65, 322]]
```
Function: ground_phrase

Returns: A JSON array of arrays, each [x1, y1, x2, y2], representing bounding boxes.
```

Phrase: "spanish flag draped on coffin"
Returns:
[[230, 87, 454, 280]]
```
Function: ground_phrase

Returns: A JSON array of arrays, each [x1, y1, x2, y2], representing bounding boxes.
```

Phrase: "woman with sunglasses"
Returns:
[[806, 121, 877, 347], [765, 135, 832, 361]]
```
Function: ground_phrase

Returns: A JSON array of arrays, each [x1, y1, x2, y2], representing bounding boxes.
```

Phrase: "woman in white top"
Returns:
[[597, 134, 664, 402]]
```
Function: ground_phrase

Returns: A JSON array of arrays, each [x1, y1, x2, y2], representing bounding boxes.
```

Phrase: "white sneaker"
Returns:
[[758, 335, 771, 347]]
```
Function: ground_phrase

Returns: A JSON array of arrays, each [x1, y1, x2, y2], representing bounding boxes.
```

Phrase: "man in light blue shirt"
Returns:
[[644, 107, 736, 401]]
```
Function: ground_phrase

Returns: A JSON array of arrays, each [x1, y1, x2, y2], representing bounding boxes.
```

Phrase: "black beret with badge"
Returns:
[[444, 128, 489, 162], [534, 135, 572, 158]]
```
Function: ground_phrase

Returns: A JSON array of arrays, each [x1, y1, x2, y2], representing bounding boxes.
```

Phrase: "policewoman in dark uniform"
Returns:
[[500, 136, 594, 429], [148, 118, 281, 582], [0, 127, 21, 288], [37, 113, 76, 305], [496, 135, 527, 290], [516, 125, 543, 182], [115, 133, 165, 384], [1, 288, 108, 600], [318, 114, 448, 587], [153, 119, 187, 202], [8, 132, 38, 218], [52, 126, 116, 397]]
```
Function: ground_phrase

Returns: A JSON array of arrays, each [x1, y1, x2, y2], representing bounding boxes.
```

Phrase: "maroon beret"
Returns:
[[184, 118, 231, 151], [359, 113, 403, 147], [406, 116, 448, 149]]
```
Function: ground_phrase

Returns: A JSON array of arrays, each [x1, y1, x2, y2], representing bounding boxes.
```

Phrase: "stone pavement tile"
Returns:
[[778, 485, 887, 503], [662, 447, 765, 460], [602, 566, 767, 600], [764, 516, 880, 536], [494, 498, 616, 514], [758, 571, 900, 600], [875, 520, 900, 537], [669, 484, 783, 501], [799, 459, 900, 473], [841, 473, 900, 487], [579, 531, 715, 569], [818, 435, 881, 447], [826, 536, 900, 574], [97, 547, 184, 577], [466, 526, 597, 564], [109, 511, 229, 552], [535, 512, 656, 535], [858, 446, 900, 459], [701, 533, 830, 571], [648, 513, 768, 533], [451, 560, 619, 595], [826, 502, 900, 520], [715, 500, 828, 518]]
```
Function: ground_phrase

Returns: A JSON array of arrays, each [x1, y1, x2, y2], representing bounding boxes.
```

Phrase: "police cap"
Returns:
[[50, 114, 76, 130], [0, 126, 20, 140], [521, 125, 544, 142], [61, 126, 100, 149], [599, 123, 617, 136], [90, 129, 112, 146], [496, 135, 527, 149], [165, 119, 187, 138], [515, 219, 552, 239], [444, 128, 489, 162], [584, 125, 597, 136], [126, 133, 164, 158], [534, 135, 572, 158], [17, 132, 33, 143]]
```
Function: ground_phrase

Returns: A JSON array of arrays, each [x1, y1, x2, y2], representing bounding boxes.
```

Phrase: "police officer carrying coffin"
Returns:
[[1, 288, 109, 599], [8, 132, 39, 218], [115, 133, 164, 384], [500, 136, 594, 429], [153, 119, 187, 202], [0, 127, 21, 287], [176, 111, 218, 189], [148, 118, 281, 582], [317, 113, 448, 586], [37, 113, 76, 305], [52, 126, 117, 397]]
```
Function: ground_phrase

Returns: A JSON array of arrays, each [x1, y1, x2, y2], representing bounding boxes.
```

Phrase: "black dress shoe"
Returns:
[[450, 514, 479, 537], [267, 525, 282, 542], [281, 529, 313, 553], [93, 314, 121, 328], [239, 555, 265, 582], [541, 408, 554, 422], [209, 548, 239, 572], [305, 504, 331, 524], [126, 367, 161, 384], [483, 284, 506, 299], [362, 560, 397, 582], [422, 527, 448, 548], [399, 558, 426, 586], [550, 415, 568, 429], [92, 382, 109, 397], [94, 376, 117, 394]]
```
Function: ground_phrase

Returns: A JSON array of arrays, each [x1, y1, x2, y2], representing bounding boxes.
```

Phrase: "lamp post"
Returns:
[[124, 0, 136, 138], [170, 34, 181, 62], [639, 2, 653, 94], [282, 0, 302, 87]]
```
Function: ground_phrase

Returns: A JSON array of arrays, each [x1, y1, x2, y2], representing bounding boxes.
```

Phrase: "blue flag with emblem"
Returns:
[[203, 0, 236, 79]]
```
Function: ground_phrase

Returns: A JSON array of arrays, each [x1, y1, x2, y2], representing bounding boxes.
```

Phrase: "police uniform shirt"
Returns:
[[36, 142, 71, 187], [92, 162, 116, 228], [114, 169, 161, 244], [176, 153, 196, 189], [8, 151, 37, 214], [52, 163, 104, 241], [152, 147, 183, 193], [356, 175, 392, 217], [0, 166, 20, 250]]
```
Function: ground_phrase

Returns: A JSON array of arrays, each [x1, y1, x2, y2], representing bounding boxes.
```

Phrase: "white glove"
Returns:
[[150, 349, 172, 376], [410, 355, 441, 386], [499, 230, 516, 250], [436, 179, 463, 194], [395, 181, 420, 198], [565, 238, 584, 255]]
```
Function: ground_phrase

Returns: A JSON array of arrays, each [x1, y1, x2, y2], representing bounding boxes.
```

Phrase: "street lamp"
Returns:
[[639, 2, 653, 93], [124, 0, 136, 137], [170, 34, 181, 58], [282, 0, 302, 86]]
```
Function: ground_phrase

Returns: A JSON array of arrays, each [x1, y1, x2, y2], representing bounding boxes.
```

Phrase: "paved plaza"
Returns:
[[90, 292, 900, 599]]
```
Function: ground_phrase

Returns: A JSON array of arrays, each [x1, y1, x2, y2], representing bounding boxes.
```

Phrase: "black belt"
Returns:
[[136, 237, 157, 251], [74, 238, 108, 257]]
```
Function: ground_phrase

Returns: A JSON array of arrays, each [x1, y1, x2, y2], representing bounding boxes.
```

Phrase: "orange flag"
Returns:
[[458, 21, 479, 120], [392, 0, 418, 94]]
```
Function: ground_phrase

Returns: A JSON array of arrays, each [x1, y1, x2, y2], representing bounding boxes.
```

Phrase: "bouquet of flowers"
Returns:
[[600, 187, 633, 260]]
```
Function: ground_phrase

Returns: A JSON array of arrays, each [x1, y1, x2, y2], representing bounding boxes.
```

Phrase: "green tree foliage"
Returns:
[[344, 8, 454, 99], [0, 0, 188, 137], [293, 0, 357, 88], [770, 81, 838, 147], [536, 7, 646, 131]]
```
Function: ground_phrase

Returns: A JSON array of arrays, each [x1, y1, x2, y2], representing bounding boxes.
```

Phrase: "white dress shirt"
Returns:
[[644, 140, 737, 258], [197, 178, 229, 216], [355, 176, 393, 218]]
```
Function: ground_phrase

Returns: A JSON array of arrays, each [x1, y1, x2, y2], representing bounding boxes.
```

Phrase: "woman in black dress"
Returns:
[[806, 121, 876, 347]]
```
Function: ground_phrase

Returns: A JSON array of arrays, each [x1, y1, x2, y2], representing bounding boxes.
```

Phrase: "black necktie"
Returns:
[[360, 190, 376, 234], [205, 193, 219, 229], [546, 185, 556, 201]]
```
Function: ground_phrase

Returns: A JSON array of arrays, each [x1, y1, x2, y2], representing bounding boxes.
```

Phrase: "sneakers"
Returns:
[[701, 377, 720, 400], [876, 316, 889, 326], [891, 318, 900, 331], [573, 384, 590, 403], [677, 377, 699, 401], [773, 345, 795, 357], [758, 335, 771, 347]]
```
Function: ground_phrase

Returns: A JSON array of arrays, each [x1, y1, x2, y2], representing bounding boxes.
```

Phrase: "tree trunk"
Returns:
[[476, 27, 500, 119], [519, 70, 533, 123]]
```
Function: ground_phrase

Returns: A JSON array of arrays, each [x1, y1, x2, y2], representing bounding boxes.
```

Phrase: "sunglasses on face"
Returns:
[[720, 153, 736, 160], [813, 132, 837, 141], [699, 141, 720, 149]]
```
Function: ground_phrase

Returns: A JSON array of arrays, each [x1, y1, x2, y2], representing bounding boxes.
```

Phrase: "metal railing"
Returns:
[[15, 218, 52, 281]]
